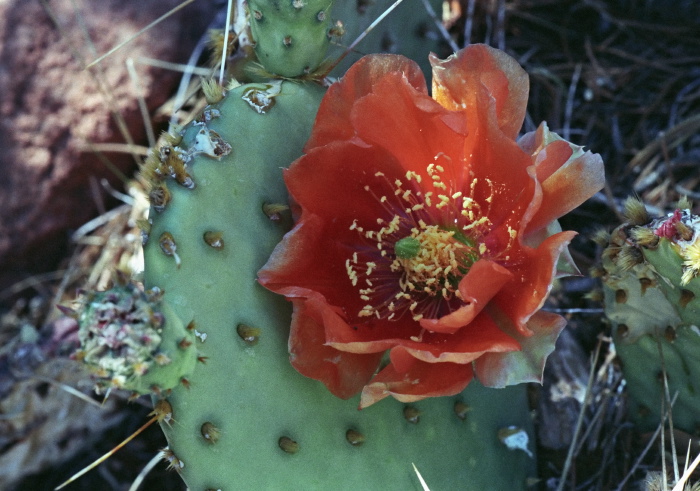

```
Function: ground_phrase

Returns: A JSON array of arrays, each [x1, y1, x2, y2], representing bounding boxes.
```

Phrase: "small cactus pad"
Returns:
[[248, 0, 334, 77], [75, 283, 197, 395], [601, 203, 700, 432], [141, 78, 536, 488]]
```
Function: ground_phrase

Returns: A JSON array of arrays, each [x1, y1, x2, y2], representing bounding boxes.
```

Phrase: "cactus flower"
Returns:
[[259, 44, 604, 407]]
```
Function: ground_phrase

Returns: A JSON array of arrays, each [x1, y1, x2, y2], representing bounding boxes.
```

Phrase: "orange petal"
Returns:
[[288, 297, 383, 399], [520, 123, 605, 234], [430, 44, 529, 140], [306, 54, 427, 150], [474, 310, 566, 387], [359, 350, 474, 408], [494, 231, 577, 335], [350, 74, 466, 187], [419, 259, 513, 334]]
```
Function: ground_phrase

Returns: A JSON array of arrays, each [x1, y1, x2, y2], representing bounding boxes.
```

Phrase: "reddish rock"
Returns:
[[0, 0, 217, 290]]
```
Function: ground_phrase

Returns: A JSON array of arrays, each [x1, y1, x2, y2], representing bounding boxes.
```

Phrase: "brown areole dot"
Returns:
[[403, 406, 421, 424], [664, 325, 677, 342], [680, 289, 695, 308], [201, 422, 221, 444], [262, 202, 289, 220], [149, 183, 171, 212], [345, 429, 365, 446], [278, 436, 299, 454], [159, 232, 181, 268], [162, 448, 185, 471], [615, 289, 627, 304], [454, 400, 470, 421], [203, 231, 225, 250], [237, 323, 261, 346]]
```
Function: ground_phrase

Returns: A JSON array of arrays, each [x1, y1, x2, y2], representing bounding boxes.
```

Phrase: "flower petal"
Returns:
[[419, 259, 513, 334], [520, 123, 605, 234], [430, 44, 529, 140], [349, 73, 466, 187], [474, 310, 567, 387], [329, 308, 520, 361], [288, 296, 383, 399], [524, 220, 581, 278], [359, 349, 474, 408], [494, 231, 577, 335], [456, 72, 539, 242], [306, 54, 427, 150], [402, 310, 520, 364]]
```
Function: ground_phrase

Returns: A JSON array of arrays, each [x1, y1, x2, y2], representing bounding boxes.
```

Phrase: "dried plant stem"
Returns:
[[218, 0, 233, 85], [85, 0, 196, 69], [673, 448, 700, 491], [658, 338, 680, 484], [615, 393, 679, 491], [128, 451, 165, 491], [556, 336, 603, 491]]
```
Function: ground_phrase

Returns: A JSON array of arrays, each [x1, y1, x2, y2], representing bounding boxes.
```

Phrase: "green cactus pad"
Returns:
[[614, 324, 700, 433], [248, 0, 334, 78], [142, 79, 536, 489], [601, 207, 700, 432], [330, 0, 447, 78]]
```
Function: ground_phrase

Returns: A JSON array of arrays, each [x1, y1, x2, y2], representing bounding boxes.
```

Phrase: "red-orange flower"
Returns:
[[258, 44, 604, 408]]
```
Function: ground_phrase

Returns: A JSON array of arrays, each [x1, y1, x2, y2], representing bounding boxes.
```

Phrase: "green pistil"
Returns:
[[449, 229, 476, 248], [448, 229, 480, 265], [395, 237, 421, 259]]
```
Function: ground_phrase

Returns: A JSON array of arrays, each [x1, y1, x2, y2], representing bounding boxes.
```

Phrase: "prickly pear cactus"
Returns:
[[70, 3, 542, 489], [137, 75, 536, 491], [599, 198, 700, 432]]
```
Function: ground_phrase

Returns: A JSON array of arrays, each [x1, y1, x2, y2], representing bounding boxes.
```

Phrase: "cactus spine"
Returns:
[[600, 198, 700, 432]]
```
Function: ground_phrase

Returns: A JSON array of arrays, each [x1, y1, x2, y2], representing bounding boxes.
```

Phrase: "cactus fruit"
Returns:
[[247, 0, 335, 78], [600, 198, 700, 432]]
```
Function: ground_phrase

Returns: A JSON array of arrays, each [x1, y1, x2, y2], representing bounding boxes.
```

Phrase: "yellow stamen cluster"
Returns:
[[345, 156, 516, 322]]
